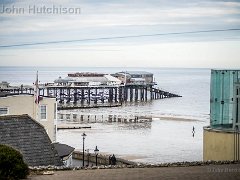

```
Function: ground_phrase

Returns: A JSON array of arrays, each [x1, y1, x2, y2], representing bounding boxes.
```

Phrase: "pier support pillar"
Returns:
[[124, 87, 128, 101], [94, 88, 98, 104], [81, 89, 85, 104], [130, 88, 133, 102], [135, 87, 138, 101], [150, 86, 154, 100], [88, 89, 91, 104], [114, 87, 118, 102]]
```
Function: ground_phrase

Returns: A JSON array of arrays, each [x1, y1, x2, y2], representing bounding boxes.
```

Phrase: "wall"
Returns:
[[0, 95, 56, 142], [63, 154, 73, 167], [203, 127, 235, 161], [72, 151, 137, 166]]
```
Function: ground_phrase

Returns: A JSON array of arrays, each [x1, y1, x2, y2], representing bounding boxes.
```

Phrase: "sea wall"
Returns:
[[72, 151, 137, 166]]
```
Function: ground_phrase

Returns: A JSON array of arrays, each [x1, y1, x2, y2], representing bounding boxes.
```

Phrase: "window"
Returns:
[[0, 107, 8, 115], [66, 114, 70, 120], [59, 114, 64, 120], [73, 114, 77, 120], [40, 105, 47, 120]]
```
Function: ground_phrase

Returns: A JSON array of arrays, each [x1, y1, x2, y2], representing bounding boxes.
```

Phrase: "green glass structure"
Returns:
[[210, 69, 240, 129]]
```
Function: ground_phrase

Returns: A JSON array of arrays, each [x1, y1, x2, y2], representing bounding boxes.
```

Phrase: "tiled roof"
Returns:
[[0, 114, 63, 166], [52, 143, 75, 158]]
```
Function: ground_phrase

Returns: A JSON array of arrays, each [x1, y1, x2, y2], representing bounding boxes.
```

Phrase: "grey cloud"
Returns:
[[0, 0, 240, 47]]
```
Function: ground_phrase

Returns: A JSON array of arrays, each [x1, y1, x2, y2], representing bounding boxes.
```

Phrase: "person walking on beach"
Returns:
[[192, 126, 195, 137]]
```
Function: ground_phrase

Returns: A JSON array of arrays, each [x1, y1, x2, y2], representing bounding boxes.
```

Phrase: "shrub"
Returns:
[[0, 144, 29, 180]]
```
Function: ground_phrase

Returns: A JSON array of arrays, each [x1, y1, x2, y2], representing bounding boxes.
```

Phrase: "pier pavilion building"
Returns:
[[203, 69, 240, 161], [52, 72, 121, 87], [112, 71, 154, 85]]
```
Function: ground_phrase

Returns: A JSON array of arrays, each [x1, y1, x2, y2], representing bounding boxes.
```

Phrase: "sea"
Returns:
[[0, 66, 210, 164]]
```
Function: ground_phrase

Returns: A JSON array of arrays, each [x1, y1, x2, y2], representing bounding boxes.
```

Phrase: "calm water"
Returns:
[[0, 66, 210, 163]]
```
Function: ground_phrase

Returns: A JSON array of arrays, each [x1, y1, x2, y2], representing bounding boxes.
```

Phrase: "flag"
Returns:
[[34, 71, 39, 104]]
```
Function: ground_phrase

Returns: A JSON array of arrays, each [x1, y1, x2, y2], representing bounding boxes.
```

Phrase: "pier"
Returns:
[[0, 85, 181, 109], [0, 71, 181, 109]]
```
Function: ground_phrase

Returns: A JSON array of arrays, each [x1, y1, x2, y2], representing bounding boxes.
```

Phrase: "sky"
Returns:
[[0, 0, 240, 68]]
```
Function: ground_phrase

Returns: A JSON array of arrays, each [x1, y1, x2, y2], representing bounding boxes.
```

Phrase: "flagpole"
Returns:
[[124, 71, 127, 86], [34, 71, 39, 121]]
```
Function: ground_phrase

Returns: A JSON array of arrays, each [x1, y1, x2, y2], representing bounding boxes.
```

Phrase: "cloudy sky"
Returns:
[[0, 0, 240, 68]]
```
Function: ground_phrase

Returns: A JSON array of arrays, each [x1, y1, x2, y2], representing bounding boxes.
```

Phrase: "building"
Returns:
[[0, 93, 57, 142], [113, 71, 154, 85], [203, 69, 240, 161], [112, 73, 131, 84], [53, 143, 75, 167], [50, 72, 121, 87], [0, 81, 10, 89], [0, 115, 62, 166]]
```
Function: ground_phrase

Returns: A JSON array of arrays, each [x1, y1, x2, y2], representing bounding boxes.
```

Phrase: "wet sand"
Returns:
[[153, 116, 204, 122], [120, 155, 148, 161]]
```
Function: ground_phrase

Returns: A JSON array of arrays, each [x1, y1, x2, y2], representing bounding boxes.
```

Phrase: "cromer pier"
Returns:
[[0, 71, 181, 109]]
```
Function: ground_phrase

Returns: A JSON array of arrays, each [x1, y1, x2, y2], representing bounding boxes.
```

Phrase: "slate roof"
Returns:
[[52, 143, 75, 158], [0, 114, 63, 166]]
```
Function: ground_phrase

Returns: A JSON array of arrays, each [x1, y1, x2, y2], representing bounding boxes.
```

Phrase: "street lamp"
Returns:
[[82, 132, 87, 167], [94, 146, 99, 166]]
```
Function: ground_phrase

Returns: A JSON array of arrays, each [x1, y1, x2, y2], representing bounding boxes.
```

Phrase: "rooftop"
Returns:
[[52, 143, 75, 158], [68, 72, 105, 77], [0, 114, 62, 166], [118, 71, 153, 75], [53, 74, 121, 84]]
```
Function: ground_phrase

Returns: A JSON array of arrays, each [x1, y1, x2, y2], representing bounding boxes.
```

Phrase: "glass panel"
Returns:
[[210, 70, 240, 128], [236, 86, 240, 124]]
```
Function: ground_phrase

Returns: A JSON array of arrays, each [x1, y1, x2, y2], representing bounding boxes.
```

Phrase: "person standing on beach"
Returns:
[[111, 154, 116, 165], [192, 126, 195, 137]]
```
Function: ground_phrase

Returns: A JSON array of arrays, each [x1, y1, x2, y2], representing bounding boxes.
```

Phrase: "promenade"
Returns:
[[30, 163, 240, 180]]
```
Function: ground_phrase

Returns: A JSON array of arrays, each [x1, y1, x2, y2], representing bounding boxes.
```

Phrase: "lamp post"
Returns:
[[94, 146, 99, 166], [82, 132, 87, 167]]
